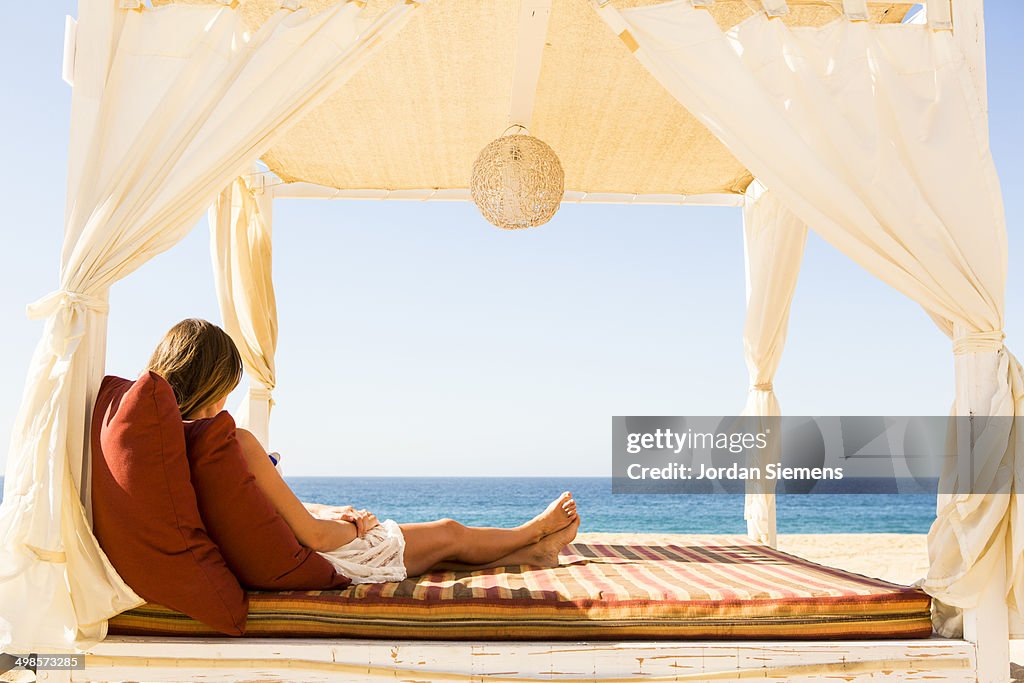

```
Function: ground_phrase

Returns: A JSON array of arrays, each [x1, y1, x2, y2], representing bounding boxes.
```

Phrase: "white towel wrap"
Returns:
[[317, 519, 408, 584]]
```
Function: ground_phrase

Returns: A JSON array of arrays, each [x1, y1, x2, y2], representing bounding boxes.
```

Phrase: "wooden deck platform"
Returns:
[[35, 635, 977, 682]]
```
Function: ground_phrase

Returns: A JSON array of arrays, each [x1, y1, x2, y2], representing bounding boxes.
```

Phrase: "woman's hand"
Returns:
[[323, 505, 356, 520], [339, 509, 379, 537]]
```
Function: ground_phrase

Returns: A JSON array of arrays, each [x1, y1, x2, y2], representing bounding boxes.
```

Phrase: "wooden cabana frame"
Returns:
[[3, 1, 1016, 682], [50, 635, 974, 682]]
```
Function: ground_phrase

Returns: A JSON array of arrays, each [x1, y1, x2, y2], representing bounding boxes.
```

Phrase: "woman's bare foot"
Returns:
[[527, 492, 577, 541], [527, 517, 581, 568], [426, 515, 583, 573]]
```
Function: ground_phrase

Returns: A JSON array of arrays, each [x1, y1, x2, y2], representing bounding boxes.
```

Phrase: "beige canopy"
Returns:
[[159, 0, 912, 197]]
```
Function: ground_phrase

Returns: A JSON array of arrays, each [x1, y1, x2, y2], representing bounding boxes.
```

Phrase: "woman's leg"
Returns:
[[433, 517, 581, 572], [401, 493, 577, 577]]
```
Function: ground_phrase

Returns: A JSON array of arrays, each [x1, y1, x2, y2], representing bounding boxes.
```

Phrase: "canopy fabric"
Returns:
[[210, 178, 278, 450], [156, 0, 912, 197], [0, 0, 425, 652], [740, 185, 807, 549], [594, 0, 1021, 640]]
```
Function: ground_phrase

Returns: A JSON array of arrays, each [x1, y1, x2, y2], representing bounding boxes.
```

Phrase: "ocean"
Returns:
[[0, 476, 937, 534], [0, 475, 937, 532], [286, 477, 936, 534]]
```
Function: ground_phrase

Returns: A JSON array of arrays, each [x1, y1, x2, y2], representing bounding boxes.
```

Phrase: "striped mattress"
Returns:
[[108, 536, 933, 640]]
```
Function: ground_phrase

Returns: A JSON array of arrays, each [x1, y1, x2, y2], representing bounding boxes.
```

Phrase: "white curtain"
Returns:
[[741, 184, 807, 548], [0, 0, 425, 652], [594, 0, 1021, 639], [210, 177, 278, 451]]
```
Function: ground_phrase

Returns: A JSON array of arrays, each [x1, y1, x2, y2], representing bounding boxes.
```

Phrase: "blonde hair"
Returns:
[[147, 319, 243, 419]]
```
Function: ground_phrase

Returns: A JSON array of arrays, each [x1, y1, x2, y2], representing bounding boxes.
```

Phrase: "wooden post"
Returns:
[[210, 174, 277, 454], [252, 182, 274, 451], [243, 381, 273, 452], [954, 325, 1009, 683], [745, 471, 778, 547], [951, 0, 988, 114], [946, 2, 1006, 680]]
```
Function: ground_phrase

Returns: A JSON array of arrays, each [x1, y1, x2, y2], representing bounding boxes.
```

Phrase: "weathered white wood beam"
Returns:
[[951, 0, 988, 112], [77, 636, 977, 682], [560, 191, 744, 206], [955, 338, 1010, 673], [269, 182, 745, 207], [947, 1, 1006, 679], [603, 0, 917, 7], [507, 0, 552, 129], [924, 0, 953, 29]]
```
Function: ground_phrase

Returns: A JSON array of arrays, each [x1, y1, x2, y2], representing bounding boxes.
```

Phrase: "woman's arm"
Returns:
[[304, 502, 355, 519], [235, 428, 357, 552]]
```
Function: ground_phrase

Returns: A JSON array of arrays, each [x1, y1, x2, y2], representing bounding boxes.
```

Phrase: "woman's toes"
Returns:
[[535, 492, 576, 537], [559, 497, 578, 520]]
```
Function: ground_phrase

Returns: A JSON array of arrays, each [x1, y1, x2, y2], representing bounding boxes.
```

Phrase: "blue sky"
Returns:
[[0, 3, 1020, 476]]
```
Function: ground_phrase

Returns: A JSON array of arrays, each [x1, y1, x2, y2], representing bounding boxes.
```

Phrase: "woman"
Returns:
[[147, 318, 580, 584]]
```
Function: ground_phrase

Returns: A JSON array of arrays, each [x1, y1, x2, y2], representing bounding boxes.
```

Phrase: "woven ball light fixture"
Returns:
[[470, 128, 565, 230]]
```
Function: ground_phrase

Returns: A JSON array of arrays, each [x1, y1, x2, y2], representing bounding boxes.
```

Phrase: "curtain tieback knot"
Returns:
[[952, 330, 1005, 356], [250, 386, 276, 407], [750, 382, 774, 392], [27, 289, 109, 320], [26, 290, 109, 376]]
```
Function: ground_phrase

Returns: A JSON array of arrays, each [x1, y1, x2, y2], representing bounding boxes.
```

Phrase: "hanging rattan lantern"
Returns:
[[470, 129, 565, 230]]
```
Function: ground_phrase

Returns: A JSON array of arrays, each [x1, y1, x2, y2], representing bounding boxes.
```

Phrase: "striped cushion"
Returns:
[[109, 536, 932, 640]]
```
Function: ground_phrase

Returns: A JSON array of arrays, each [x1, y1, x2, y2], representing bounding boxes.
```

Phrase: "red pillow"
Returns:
[[182, 412, 351, 591], [91, 372, 248, 635]]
